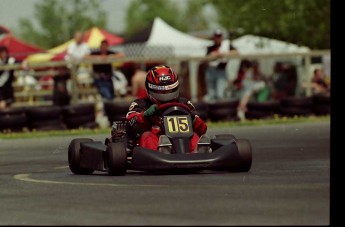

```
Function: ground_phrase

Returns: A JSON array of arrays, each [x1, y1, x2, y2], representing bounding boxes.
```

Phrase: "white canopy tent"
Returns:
[[227, 34, 311, 80], [146, 17, 212, 57], [116, 17, 212, 58]]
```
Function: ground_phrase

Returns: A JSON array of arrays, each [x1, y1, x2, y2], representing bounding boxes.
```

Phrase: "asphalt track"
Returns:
[[0, 121, 330, 225]]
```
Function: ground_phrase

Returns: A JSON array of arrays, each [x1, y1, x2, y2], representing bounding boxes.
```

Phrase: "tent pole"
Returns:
[[188, 60, 198, 102]]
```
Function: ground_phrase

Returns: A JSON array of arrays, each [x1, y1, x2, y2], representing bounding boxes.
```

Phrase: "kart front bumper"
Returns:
[[130, 143, 243, 172]]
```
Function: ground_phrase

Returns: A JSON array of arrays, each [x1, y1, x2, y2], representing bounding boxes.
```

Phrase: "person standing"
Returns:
[[87, 39, 124, 100], [204, 29, 238, 101], [131, 64, 147, 99], [0, 46, 16, 109], [64, 31, 91, 64]]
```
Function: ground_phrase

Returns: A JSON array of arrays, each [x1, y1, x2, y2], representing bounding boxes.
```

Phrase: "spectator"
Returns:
[[0, 46, 16, 108], [131, 64, 147, 99], [86, 39, 125, 100], [64, 31, 90, 64], [271, 62, 297, 100], [234, 60, 266, 121], [312, 68, 330, 94], [50, 31, 90, 106], [302, 68, 330, 96], [112, 69, 128, 98], [204, 29, 238, 101]]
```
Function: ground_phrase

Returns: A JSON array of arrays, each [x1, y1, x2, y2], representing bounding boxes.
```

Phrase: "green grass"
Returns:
[[0, 114, 330, 140]]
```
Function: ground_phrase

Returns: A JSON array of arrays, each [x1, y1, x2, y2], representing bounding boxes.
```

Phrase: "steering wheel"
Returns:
[[157, 102, 191, 113]]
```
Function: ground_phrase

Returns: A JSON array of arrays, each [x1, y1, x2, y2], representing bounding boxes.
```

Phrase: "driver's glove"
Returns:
[[143, 104, 159, 118]]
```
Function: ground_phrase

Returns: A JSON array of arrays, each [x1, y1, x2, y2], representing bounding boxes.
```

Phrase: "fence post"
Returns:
[[304, 54, 312, 97], [70, 63, 79, 105], [188, 60, 198, 102]]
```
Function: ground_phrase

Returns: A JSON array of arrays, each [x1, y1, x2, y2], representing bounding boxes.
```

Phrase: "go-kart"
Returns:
[[68, 102, 252, 175]]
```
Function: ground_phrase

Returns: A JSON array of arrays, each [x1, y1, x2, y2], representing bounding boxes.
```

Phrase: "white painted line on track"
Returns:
[[13, 173, 329, 189], [54, 166, 69, 169], [13, 173, 161, 187]]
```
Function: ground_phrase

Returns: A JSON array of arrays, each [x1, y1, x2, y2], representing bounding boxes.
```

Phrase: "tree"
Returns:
[[124, 0, 182, 37], [124, 0, 212, 39], [16, 0, 107, 49], [210, 0, 330, 49]]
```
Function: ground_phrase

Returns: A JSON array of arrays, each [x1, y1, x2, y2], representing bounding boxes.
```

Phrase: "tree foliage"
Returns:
[[15, 0, 330, 50], [210, 0, 330, 49], [17, 0, 107, 49], [124, 0, 209, 38]]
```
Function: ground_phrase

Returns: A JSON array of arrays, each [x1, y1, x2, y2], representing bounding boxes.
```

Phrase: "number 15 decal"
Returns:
[[166, 116, 190, 133]]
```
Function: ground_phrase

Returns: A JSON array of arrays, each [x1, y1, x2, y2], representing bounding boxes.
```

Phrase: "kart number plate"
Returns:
[[163, 115, 193, 137]]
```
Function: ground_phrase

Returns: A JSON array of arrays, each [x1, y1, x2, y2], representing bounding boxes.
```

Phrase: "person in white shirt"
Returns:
[[64, 31, 90, 63]]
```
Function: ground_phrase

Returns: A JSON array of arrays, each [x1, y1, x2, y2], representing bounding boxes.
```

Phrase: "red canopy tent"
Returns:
[[0, 32, 45, 61]]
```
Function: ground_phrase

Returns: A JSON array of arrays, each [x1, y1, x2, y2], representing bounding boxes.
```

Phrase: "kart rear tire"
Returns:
[[68, 138, 95, 175], [235, 139, 252, 172], [107, 142, 127, 176]]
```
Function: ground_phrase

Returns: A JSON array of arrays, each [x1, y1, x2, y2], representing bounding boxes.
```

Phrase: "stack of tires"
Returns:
[[62, 103, 98, 129], [245, 100, 281, 120], [25, 106, 66, 131], [207, 99, 239, 122], [0, 107, 28, 132], [279, 96, 313, 117], [312, 94, 330, 116], [103, 100, 131, 125]]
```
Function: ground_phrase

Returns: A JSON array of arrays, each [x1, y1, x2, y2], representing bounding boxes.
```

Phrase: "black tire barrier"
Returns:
[[61, 104, 97, 129], [107, 114, 127, 124], [246, 100, 281, 119], [25, 106, 64, 131], [207, 99, 239, 121], [247, 100, 281, 112], [280, 106, 313, 117], [0, 114, 28, 132], [27, 118, 66, 131], [193, 101, 209, 121], [245, 110, 275, 120], [61, 103, 95, 117], [0, 107, 26, 116], [279, 97, 313, 117], [104, 101, 131, 125], [280, 97, 313, 108], [0, 107, 28, 132], [63, 114, 96, 129], [25, 106, 62, 121], [312, 94, 330, 116], [312, 105, 330, 116]]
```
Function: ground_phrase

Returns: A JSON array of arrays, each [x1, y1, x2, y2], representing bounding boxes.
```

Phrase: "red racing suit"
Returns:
[[126, 97, 208, 152]]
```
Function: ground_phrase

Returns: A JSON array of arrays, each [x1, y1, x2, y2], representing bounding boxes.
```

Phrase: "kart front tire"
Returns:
[[68, 138, 95, 175], [107, 142, 127, 176], [235, 139, 252, 172]]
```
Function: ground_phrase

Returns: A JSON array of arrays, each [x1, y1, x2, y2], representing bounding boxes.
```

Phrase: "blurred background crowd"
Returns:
[[0, 0, 330, 130]]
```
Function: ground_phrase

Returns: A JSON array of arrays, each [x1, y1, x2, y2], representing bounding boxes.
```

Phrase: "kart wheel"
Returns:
[[107, 142, 127, 176], [236, 139, 252, 172], [68, 138, 95, 175]]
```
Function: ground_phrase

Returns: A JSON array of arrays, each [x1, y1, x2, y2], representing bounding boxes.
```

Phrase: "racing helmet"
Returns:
[[145, 65, 180, 103]]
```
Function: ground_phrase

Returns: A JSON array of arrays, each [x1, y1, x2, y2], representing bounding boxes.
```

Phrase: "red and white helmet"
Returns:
[[145, 65, 179, 103]]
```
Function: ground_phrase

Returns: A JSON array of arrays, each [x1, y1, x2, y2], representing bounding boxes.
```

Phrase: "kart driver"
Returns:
[[125, 65, 208, 153]]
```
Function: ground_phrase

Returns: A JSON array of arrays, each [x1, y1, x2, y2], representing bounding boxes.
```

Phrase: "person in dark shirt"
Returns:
[[87, 39, 124, 100], [204, 29, 238, 101], [0, 46, 16, 108]]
